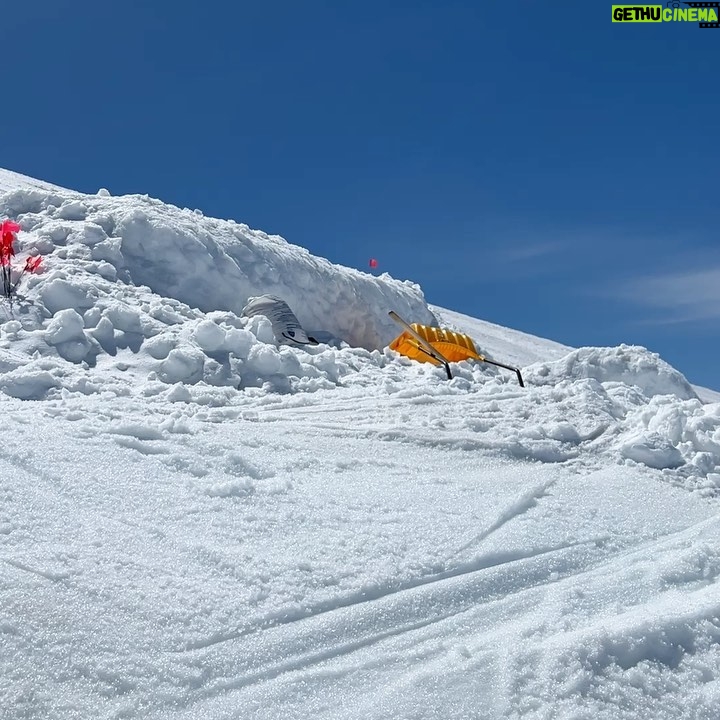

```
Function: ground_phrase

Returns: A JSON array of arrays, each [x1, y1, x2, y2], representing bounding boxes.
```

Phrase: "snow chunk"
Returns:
[[244, 314, 276, 345], [193, 320, 226, 352], [223, 328, 254, 358], [45, 309, 91, 363], [69, 222, 107, 247], [621, 432, 685, 469], [91, 238, 123, 266], [45, 309, 85, 345], [40, 278, 97, 314], [204, 479, 254, 497], [55, 200, 87, 221], [246, 343, 283, 376], [1, 321, 23, 338], [159, 347, 206, 384], [166, 383, 193, 402], [528, 345, 697, 401], [103, 303, 144, 334], [0, 367, 60, 399], [144, 335, 176, 360]]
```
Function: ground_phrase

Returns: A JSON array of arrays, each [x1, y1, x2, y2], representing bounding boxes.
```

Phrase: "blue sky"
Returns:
[[3, 1, 719, 387]]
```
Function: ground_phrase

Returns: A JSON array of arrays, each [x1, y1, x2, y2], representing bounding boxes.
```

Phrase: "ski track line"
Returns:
[[2, 557, 71, 582], [453, 476, 560, 557], [243, 418, 491, 454], [179, 539, 621, 709], [193, 613, 457, 702], [275, 421, 577, 466], [183, 520, 720, 707], [0, 445, 67, 489], [244, 411, 599, 468], [179, 537, 604, 653], [254, 389, 525, 421]]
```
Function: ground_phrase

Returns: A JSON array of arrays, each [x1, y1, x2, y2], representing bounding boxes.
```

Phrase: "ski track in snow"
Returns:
[[1, 171, 720, 719], [3, 385, 720, 720], [160, 511, 720, 720]]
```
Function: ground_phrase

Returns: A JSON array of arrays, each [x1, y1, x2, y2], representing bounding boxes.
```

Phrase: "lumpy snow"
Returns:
[[1, 178, 718, 488], [1, 172, 720, 720]]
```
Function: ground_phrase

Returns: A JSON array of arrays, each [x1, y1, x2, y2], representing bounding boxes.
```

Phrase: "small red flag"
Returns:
[[0, 220, 20, 235], [369, 258, 378, 269], [0, 220, 20, 266], [24, 256, 42, 273], [0, 238, 14, 265]]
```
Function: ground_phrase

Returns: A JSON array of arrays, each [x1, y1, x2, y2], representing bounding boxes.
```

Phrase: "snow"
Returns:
[[697, 386, 720, 405], [1, 168, 720, 720], [0, 168, 69, 195]]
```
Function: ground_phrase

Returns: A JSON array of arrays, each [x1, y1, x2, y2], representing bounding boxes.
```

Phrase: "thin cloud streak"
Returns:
[[499, 241, 568, 262], [485, 239, 575, 280], [620, 267, 720, 323]]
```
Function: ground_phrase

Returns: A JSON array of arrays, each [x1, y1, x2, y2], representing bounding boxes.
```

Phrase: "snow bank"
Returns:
[[526, 345, 697, 401], [1, 187, 434, 352], [0, 185, 438, 396], [1, 181, 719, 487]]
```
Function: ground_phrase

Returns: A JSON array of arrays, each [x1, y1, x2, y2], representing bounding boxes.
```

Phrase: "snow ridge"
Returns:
[[0, 181, 717, 485]]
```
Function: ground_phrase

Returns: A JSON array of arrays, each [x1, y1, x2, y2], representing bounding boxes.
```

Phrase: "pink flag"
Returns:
[[0, 220, 21, 236], [0, 220, 20, 266], [24, 256, 42, 273]]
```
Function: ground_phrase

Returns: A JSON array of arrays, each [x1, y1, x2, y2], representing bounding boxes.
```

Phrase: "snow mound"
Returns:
[[526, 344, 697, 401], [1, 180, 717, 488], [616, 394, 720, 479], [1, 187, 434, 351], [0, 185, 440, 398]]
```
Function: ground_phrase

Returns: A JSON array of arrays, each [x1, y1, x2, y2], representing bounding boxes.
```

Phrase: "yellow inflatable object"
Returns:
[[388, 311, 525, 386], [389, 323, 482, 365]]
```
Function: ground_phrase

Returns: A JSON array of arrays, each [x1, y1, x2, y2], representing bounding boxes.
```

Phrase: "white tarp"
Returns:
[[242, 294, 319, 346]]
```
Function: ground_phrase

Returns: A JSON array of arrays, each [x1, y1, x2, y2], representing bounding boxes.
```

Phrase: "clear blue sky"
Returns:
[[3, 1, 719, 387]]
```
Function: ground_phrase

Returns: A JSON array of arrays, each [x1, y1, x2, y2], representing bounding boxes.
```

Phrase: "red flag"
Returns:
[[24, 256, 42, 273], [0, 220, 20, 235], [0, 220, 20, 266], [369, 258, 378, 269], [0, 237, 14, 266]]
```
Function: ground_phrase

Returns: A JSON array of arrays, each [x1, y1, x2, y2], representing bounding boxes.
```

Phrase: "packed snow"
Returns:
[[1, 169, 720, 720], [0, 168, 68, 196]]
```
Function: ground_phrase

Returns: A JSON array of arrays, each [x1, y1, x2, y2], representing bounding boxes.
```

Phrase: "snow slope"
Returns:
[[435, 305, 720, 406], [0, 168, 69, 195], [697, 385, 720, 405], [2, 169, 720, 720]]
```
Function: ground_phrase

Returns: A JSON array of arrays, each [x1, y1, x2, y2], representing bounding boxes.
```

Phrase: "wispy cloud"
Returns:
[[485, 238, 576, 279], [497, 241, 568, 262], [487, 224, 661, 275], [619, 266, 720, 324]]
